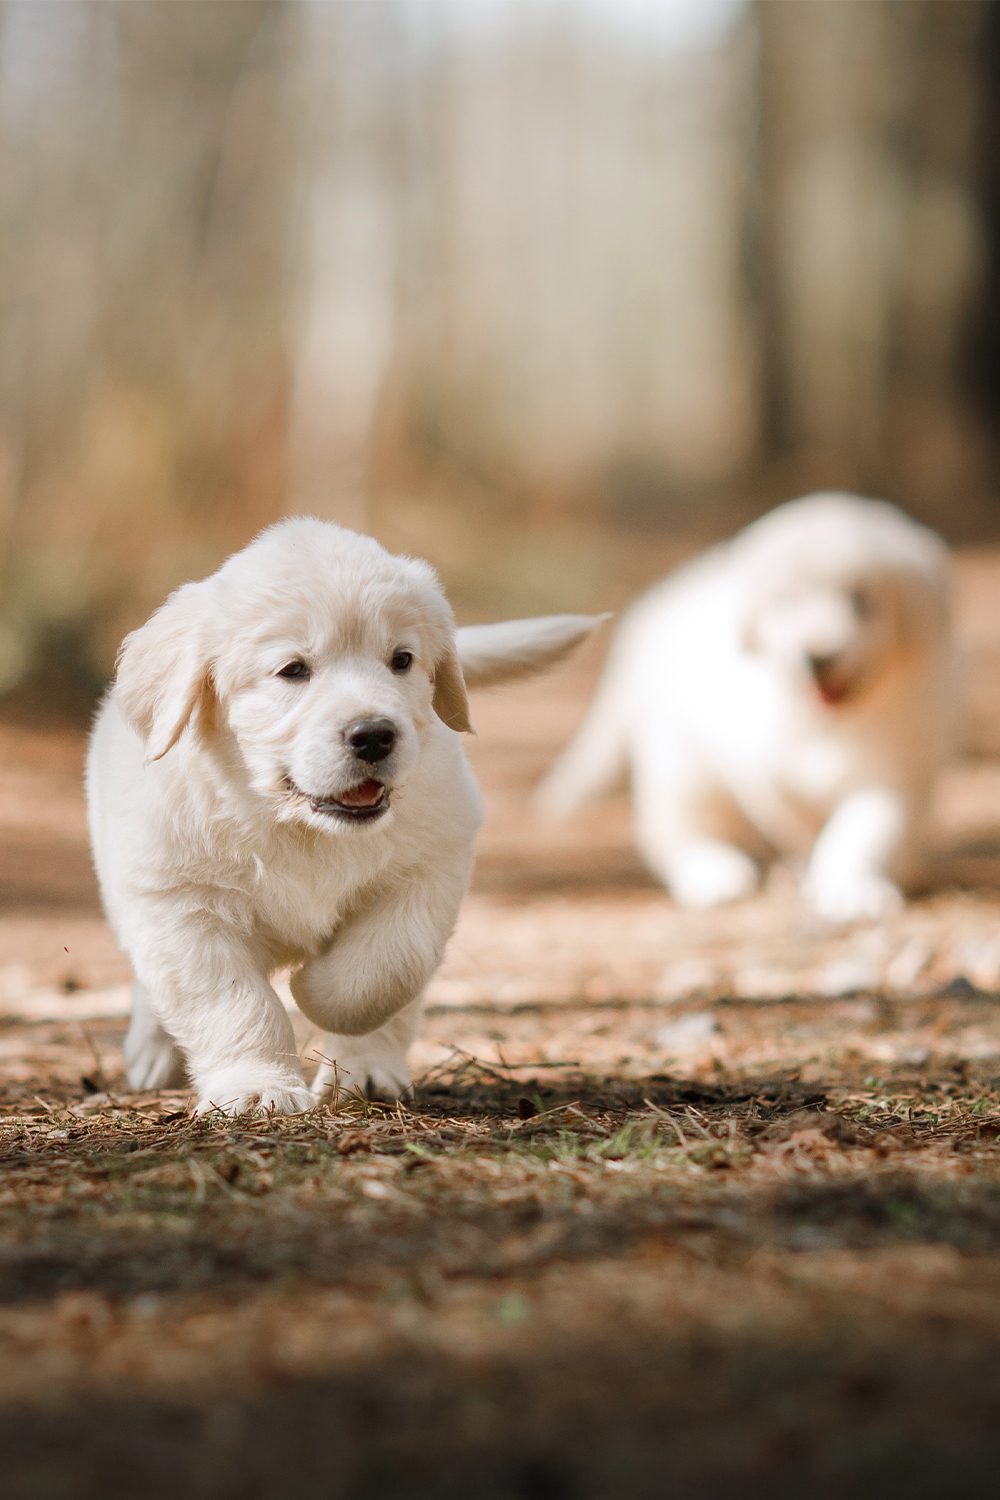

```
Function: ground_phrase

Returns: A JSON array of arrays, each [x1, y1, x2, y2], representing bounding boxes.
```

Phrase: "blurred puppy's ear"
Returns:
[[432, 642, 473, 734], [888, 545, 952, 654], [115, 581, 215, 762]]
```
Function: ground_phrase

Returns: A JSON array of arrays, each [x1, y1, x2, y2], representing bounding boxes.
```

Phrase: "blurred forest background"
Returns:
[[1, 0, 999, 713]]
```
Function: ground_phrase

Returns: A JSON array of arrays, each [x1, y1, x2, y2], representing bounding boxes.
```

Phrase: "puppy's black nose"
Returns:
[[345, 718, 397, 764]]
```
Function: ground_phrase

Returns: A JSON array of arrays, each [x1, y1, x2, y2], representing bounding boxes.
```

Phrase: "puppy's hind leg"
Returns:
[[124, 979, 187, 1090]]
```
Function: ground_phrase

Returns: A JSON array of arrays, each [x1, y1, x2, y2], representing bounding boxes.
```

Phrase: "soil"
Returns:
[[1, 550, 999, 1499]]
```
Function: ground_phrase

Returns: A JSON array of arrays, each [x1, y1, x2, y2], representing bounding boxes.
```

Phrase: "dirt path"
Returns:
[[1, 551, 999, 1497]]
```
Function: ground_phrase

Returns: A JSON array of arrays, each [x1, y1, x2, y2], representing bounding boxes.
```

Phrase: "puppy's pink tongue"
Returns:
[[339, 779, 385, 808]]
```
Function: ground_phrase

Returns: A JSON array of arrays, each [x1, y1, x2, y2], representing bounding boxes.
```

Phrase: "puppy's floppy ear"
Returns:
[[731, 547, 767, 654], [888, 538, 952, 653], [115, 580, 214, 762], [432, 641, 473, 734]]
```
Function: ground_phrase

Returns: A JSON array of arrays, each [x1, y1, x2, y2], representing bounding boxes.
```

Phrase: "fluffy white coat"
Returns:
[[540, 493, 955, 924], [87, 517, 597, 1115]]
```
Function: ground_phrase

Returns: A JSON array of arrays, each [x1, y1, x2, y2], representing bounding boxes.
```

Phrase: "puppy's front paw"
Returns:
[[806, 872, 904, 928], [194, 1065, 315, 1118], [670, 843, 759, 910], [312, 1038, 413, 1104]]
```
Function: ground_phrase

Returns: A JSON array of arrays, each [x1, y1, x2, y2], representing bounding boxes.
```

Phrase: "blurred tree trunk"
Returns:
[[750, 0, 990, 530], [963, 1, 1000, 459], [0, 0, 297, 700], [286, 0, 402, 531]]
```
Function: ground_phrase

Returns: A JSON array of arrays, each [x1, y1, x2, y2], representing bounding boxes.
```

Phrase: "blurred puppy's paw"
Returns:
[[805, 872, 904, 928], [670, 843, 760, 909]]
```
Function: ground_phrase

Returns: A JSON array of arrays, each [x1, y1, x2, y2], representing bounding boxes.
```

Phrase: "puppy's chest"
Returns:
[[729, 720, 865, 856], [243, 845, 386, 963], [253, 877, 340, 961], [724, 695, 853, 808], [774, 733, 852, 804]]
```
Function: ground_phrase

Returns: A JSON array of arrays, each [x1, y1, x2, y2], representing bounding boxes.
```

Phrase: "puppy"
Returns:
[[87, 518, 598, 1115], [539, 493, 954, 925]]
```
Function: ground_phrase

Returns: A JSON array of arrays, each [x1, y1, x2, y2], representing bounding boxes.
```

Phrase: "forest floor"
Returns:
[[0, 550, 999, 1499]]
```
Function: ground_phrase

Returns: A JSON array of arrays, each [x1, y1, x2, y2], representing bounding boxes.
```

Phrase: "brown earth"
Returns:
[[0, 551, 999, 1499]]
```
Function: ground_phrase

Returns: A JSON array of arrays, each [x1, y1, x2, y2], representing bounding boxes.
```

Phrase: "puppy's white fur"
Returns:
[[87, 517, 597, 1115], [539, 493, 955, 925]]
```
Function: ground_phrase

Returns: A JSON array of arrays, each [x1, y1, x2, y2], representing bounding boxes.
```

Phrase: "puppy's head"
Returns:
[[115, 518, 472, 832], [738, 493, 949, 708]]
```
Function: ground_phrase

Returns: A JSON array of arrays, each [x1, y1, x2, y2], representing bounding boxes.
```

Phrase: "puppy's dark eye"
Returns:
[[277, 660, 310, 681], [390, 649, 414, 674], [850, 588, 873, 619]]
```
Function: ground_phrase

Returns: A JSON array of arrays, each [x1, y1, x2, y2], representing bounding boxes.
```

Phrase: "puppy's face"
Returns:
[[738, 496, 949, 710], [746, 575, 899, 706], [219, 583, 448, 832], [115, 520, 472, 833]]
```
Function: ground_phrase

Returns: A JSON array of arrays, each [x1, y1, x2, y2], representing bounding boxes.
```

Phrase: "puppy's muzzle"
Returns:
[[806, 651, 851, 705], [345, 718, 397, 765]]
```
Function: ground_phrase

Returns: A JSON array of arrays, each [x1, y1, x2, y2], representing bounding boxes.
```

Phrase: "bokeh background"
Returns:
[[2, 0, 999, 715], [2, 7, 1000, 1495]]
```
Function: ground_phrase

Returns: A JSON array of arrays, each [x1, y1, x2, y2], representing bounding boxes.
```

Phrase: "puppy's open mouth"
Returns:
[[814, 668, 866, 707], [285, 776, 390, 823], [815, 677, 852, 706]]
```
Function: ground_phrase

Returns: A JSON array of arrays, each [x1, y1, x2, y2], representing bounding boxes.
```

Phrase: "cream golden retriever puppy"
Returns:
[[540, 493, 954, 925], [87, 518, 597, 1115]]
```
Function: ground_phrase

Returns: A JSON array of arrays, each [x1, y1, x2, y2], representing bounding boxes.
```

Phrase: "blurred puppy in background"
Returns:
[[539, 493, 955, 925], [87, 517, 599, 1115]]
